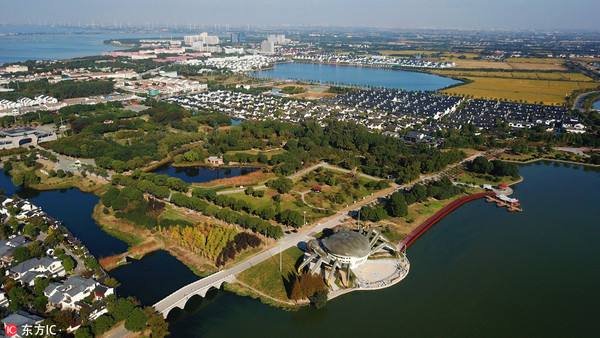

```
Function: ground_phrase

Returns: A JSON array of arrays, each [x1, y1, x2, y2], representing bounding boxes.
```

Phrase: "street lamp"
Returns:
[[277, 241, 282, 273], [303, 211, 306, 227]]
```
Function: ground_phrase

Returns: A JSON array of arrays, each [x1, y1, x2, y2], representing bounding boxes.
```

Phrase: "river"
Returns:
[[168, 161, 600, 337], [250, 62, 460, 91]]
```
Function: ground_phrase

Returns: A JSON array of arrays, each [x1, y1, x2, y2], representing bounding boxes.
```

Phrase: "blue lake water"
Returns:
[[0, 171, 128, 257], [0, 25, 160, 65], [151, 164, 258, 184], [109, 250, 200, 306], [593, 100, 600, 110], [168, 161, 600, 337], [250, 62, 460, 91]]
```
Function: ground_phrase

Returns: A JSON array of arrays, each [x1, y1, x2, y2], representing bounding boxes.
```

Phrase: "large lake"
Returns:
[[250, 62, 460, 91], [168, 161, 600, 337], [0, 25, 164, 65]]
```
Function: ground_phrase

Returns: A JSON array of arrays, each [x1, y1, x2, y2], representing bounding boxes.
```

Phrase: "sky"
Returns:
[[1, 0, 599, 31]]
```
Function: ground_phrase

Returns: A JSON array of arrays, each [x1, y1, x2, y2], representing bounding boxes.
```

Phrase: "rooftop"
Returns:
[[322, 230, 371, 258]]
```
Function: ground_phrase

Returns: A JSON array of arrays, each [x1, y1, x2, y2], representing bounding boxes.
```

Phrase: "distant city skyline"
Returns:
[[1, 0, 599, 31]]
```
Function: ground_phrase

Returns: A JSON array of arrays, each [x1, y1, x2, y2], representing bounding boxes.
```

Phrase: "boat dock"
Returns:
[[485, 195, 523, 212]]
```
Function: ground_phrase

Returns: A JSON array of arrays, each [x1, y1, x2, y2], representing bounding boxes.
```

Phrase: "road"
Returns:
[[572, 90, 599, 111], [216, 161, 383, 195]]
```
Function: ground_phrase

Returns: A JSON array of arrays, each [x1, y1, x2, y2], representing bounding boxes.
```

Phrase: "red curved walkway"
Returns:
[[399, 192, 495, 251]]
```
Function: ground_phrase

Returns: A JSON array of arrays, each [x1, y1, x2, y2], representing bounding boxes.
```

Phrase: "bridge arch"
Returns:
[[165, 306, 185, 321], [155, 275, 235, 318]]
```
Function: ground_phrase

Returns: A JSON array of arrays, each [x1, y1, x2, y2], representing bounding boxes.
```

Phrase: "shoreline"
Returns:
[[501, 157, 600, 167], [249, 60, 463, 90]]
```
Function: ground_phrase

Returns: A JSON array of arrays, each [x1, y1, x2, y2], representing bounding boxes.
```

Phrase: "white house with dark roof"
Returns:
[[8, 257, 65, 285], [44, 276, 99, 310]]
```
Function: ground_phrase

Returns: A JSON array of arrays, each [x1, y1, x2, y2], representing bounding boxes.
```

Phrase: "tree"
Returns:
[[13, 246, 31, 263], [53, 310, 76, 330], [28, 241, 44, 258], [125, 307, 148, 332], [84, 256, 99, 270], [75, 325, 94, 338], [102, 277, 121, 288], [33, 277, 51, 296], [386, 192, 408, 217], [7, 286, 30, 312], [470, 156, 493, 174], [360, 206, 388, 222], [23, 223, 37, 237], [92, 315, 115, 336], [33, 295, 48, 313], [145, 308, 169, 338], [268, 177, 293, 194], [108, 297, 134, 322], [61, 256, 75, 272], [310, 289, 329, 309]]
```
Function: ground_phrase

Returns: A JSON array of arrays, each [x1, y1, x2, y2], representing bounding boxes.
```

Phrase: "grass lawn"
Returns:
[[159, 205, 199, 224], [229, 191, 275, 210], [236, 246, 305, 301], [224, 148, 286, 159], [454, 173, 520, 186]]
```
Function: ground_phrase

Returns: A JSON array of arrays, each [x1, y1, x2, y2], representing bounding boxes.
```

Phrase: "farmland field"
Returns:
[[431, 70, 594, 82], [441, 77, 598, 104]]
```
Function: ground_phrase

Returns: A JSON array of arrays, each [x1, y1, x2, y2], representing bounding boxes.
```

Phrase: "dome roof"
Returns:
[[322, 230, 371, 258]]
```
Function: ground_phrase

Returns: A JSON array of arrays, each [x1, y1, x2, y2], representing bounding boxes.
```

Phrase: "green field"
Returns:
[[236, 247, 305, 301]]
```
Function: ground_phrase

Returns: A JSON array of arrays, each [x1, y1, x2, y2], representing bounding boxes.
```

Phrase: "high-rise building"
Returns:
[[261, 40, 275, 54], [267, 34, 288, 45], [231, 33, 239, 44], [184, 32, 220, 46]]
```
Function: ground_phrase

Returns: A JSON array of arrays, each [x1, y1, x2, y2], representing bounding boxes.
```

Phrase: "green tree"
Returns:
[[33, 295, 48, 313], [84, 256, 99, 270], [75, 325, 94, 338], [386, 192, 408, 217], [61, 256, 75, 271], [145, 308, 169, 338], [33, 277, 51, 296], [7, 286, 30, 312], [92, 315, 115, 336], [13, 246, 31, 263], [125, 307, 148, 332], [310, 289, 329, 309], [27, 241, 44, 258], [268, 177, 293, 194], [108, 297, 134, 322]]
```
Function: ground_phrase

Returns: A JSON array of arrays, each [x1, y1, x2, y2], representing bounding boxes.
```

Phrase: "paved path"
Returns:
[[572, 91, 600, 111], [217, 162, 383, 195]]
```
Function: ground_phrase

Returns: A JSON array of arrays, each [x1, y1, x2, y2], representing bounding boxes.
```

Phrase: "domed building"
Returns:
[[321, 230, 371, 269], [298, 228, 399, 286]]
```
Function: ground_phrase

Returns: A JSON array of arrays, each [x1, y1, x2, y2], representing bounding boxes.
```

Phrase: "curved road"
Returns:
[[572, 91, 600, 111]]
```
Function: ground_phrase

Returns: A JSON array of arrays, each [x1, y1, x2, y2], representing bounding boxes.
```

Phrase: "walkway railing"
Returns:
[[399, 192, 495, 251]]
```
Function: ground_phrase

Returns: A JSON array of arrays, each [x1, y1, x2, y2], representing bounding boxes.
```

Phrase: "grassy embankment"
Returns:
[[231, 246, 306, 310]]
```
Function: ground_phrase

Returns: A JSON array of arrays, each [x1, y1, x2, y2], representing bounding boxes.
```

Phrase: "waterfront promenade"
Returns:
[[399, 192, 495, 251]]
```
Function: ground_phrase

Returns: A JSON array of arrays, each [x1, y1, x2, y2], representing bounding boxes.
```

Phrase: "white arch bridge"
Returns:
[[153, 273, 235, 318]]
